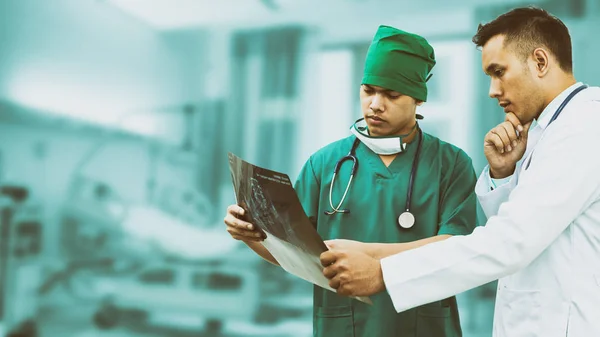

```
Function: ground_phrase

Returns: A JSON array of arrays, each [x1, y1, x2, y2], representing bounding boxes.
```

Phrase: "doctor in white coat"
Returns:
[[320, 7, 600, 337]]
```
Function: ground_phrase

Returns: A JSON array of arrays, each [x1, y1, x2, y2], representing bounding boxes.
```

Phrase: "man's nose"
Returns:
[[370, 94, 385, 112], [488, 79, 502, 98]]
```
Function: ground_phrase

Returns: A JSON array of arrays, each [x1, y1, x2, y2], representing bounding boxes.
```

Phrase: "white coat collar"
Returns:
[[535, 82, 583, 130]]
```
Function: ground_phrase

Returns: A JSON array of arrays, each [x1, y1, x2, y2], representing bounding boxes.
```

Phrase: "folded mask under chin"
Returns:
[[350, 118, 409, 155]]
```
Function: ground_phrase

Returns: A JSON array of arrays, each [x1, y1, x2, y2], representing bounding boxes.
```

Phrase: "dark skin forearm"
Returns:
[[244, 240, 279, 266]]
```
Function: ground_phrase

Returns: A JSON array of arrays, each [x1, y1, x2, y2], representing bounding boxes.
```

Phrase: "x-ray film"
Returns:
[[228, 153, 371, 305]]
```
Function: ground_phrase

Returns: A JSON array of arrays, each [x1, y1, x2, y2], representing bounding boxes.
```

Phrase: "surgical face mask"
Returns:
[[350, 118, 416, 155]]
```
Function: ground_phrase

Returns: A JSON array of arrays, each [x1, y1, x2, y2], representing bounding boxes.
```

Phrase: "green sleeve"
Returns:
[[437, 150, 479, 236], [293, 156, 321, 228]]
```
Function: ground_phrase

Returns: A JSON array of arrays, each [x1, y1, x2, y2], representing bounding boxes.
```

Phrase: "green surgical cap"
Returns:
[[362, 25, 436, 102]]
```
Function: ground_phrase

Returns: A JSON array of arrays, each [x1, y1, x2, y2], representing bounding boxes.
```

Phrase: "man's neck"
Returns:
[[379, 124, 419, 167], [543, 75, 577, 108], [399, 122, 419, 144]]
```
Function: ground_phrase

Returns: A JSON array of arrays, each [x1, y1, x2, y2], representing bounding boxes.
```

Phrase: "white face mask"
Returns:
[[350, 118, 416, 155]]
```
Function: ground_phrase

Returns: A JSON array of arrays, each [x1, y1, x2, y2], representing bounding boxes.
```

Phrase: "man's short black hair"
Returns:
[[472, 6, 573, 73]]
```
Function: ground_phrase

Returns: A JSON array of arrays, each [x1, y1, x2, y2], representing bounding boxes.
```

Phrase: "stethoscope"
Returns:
[[524, 84, 588, 170], [324, 126, 424, 229]]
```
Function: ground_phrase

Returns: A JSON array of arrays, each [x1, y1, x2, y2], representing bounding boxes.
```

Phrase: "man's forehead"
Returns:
[[481, 35, 508, 68]]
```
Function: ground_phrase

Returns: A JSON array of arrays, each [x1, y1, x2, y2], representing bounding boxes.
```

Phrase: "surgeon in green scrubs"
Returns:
[[224, 25, 478, 337]]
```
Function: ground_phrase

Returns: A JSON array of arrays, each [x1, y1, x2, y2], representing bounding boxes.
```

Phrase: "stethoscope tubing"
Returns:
[[325, 127, 423, 218]]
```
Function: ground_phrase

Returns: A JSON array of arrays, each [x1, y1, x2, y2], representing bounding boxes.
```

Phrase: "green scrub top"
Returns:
[[294, 132, 478, 337]]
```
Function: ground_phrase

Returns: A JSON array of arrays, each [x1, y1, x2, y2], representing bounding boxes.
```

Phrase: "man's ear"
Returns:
[[532, 48, 550, 77]]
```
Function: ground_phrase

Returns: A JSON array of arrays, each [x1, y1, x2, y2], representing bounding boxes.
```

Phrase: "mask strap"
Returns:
[[419, 74, 433, 119], [397, 123, 418, 138], [354, 117, 417, 138]]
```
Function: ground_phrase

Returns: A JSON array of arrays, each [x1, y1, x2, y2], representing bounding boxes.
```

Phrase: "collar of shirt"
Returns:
[[535, 82, 583, 130]]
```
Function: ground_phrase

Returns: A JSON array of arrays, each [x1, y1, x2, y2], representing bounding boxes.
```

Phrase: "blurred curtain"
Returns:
[[225, 27, 305, 175], [351, 43, 370, 117]]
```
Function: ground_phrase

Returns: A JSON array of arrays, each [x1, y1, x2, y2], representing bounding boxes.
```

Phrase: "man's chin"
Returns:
[[506, 111, 528, 123], [365, 125, 385, 136]]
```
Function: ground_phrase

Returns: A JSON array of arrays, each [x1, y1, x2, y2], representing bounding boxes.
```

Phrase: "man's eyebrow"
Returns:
[[485, 63, 504, 75]]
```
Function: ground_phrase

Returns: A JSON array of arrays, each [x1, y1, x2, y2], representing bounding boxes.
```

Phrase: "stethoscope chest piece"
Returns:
[[398, 211, 415, 229]]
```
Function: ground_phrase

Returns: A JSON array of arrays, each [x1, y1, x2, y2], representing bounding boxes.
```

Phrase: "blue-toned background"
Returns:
[[1, 0, 599, 336]]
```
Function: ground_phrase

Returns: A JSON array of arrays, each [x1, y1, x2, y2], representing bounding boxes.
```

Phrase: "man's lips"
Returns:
[[499, 101, 511, 112], [368, 116, 385, 122]]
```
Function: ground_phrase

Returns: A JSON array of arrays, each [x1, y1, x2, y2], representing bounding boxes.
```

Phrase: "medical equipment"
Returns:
[[325, 127, 424, 229], [92, 258, 259, 334], [524, 84, 588, 170], [0, 186, 41, 337], [325, 139, 360, 215]]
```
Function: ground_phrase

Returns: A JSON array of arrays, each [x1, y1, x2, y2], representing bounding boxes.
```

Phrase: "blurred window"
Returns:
[[138, 268, 175, 284], [191, 271, 242, 291], [316, 48, 354, 146]]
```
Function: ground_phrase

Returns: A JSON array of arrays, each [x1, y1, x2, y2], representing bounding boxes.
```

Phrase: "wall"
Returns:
[[0, 0, 211, 260], [0, 0, 208, 144]]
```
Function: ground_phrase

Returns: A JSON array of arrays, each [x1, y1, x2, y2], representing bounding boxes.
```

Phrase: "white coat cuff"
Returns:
[[489, 174, 511, 190], [475, 166, 517, 219], [381, 257, 408, 313], [475, 165, 515, 193]]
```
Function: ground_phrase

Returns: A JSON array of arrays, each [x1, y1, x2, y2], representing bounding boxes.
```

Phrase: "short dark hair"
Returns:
[[472, 6, 573, 73]]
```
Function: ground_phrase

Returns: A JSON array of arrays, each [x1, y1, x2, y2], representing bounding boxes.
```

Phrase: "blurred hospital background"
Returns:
[[0, 0, 599, 336]]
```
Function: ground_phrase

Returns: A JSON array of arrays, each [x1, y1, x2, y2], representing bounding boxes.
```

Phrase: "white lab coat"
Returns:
[[380, 83, 600, 337]]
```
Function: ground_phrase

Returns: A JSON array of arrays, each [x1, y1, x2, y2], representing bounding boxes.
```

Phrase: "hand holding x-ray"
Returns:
[[228, 152, 372, 305], [320, 247, 386, 297]]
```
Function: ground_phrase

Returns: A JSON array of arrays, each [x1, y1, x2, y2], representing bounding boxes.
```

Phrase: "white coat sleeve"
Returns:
[[475, 166, 517, 218], [380, 108, 600, 313]]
